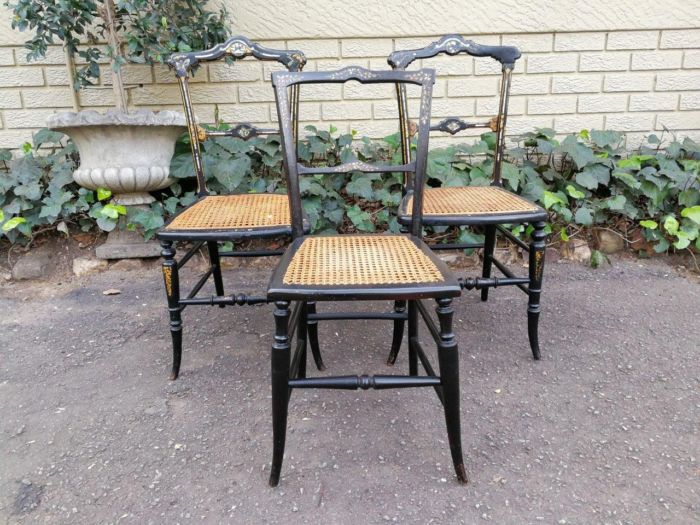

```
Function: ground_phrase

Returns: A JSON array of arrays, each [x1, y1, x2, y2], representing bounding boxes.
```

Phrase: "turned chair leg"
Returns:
[[207, 241, 225, 308], [269, 301, 291, 487], [306, 302, 325, 371], [298, 302, 308, 379], [386, 300, 406, 366], [527, 221, 547, 360], [160, 240, 183, 380], [481, 225, 497, 302], [435, 298, 468, 484], [407, 300, 418, 376]]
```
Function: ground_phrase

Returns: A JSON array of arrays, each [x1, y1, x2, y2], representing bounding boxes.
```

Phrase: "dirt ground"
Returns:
[[0, 254, 698, 524]]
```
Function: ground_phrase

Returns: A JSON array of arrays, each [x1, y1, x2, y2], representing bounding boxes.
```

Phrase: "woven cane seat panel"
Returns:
[[283, 235, 444, 286], [165, 194, 291, 231], [407, 186, 540, 216]]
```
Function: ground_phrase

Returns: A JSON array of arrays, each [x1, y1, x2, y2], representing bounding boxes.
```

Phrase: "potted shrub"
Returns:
[[6, 0, 229, 257]]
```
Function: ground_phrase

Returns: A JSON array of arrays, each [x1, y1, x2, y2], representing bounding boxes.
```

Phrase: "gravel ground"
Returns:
[[1, 256, 698, 524]]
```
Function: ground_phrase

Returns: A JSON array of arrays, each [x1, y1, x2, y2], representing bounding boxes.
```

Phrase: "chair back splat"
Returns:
[[271, 67, 436, 238], [167, 35, 307, 197], [388, 34, 521, 190]]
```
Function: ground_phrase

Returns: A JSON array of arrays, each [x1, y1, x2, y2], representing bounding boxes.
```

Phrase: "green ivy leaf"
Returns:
[[566, 185, 585, 199], [680, 205, 700, 225], [673, 231, 691, 250], [574, 207, 593, 226], [346, 176, 375, 200], [2, 216, 27, 232], [542, 190, 566, 210], [604, 195, 626, 210], [558, 135, 596, 168], [639, 220, 658, 230], [346, 205, 375, 232], [97, 187, 112, 201], [575, 170, 598, 190], [590, 250, 610, 269], [663, 215, 679, 235]]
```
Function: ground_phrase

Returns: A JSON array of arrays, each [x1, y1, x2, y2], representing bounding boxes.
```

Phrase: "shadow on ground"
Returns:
[[0, 257, 698, 524]]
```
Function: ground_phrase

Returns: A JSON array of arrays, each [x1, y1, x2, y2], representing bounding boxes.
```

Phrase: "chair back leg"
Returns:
[[207, 241, 225, 307], [386, 300, 407, 365], [480, 225, 497, 302], [306, 302, 326, 371]]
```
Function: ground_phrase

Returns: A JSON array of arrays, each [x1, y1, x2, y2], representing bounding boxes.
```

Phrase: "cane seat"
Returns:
[[400, 186, 546, 225]]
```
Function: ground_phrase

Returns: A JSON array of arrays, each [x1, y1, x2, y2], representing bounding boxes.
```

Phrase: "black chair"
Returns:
[[388, 35, 548, 361], [266, 66, 469, 486], [157, 36, 326, 379]]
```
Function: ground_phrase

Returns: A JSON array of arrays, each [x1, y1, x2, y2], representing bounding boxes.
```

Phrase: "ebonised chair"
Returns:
[[157, 36, 325, 380], [266, 66, 468, 486], [388, 35, 548, 361]]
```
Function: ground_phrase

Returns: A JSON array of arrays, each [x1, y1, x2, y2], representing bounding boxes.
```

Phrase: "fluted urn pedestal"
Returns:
[[48, 110, 187, 259]]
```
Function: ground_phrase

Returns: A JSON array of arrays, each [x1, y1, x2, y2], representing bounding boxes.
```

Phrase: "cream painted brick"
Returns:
[[322, 101, 372, 120], [656, 72, 700, 91], [428, 55, 473, 76], [14, 46, 66, 65], [606, 31, 658, 50], [552, 75, 601, 93], [0, 90, 21, 109], [510, 75, 550, 95], [343, 82, 393, 100], [629, 93, 679, 111], [262, 62, 289, 79], [528, 95, 577, 114], [631, 51, 683, 70], [135, 85, 238, 105], [578, 94, 628, 113], [506, 33, 553, 52], [0, 48, 14, 66], [475, 58, 524, 75], [433, 97, 478, 117], [680, 93, 700, 110], [45, 67, 71, 86], [353, 119, 401, 138], [101, 66, 154, 86], [623, 132, 652, 149], [297, 102, 321, 121], [0, 130, 34, 149], [152, 65, 207, 84], [78, 88, 116, 107], [288, 39, 338, 58], [684, 50, 700, 69], [507, 116, 554, 134], [238, 84, 274, 103], [476, 97, 525, 116], [315, 58, 370, 72], [447, 77, 499, 97], [554, 114, 605, 133], [554, 32, 605, 51], [603, 73, 654, 92], [209, 62, 262, 82], [4, 109, 57, 128], [342, 39, 393, 58], [579, 52, 630, 72], [22, 88, 75, 108], [301, 83, 343, 101], [190, 105, 216, 124], [656, 111, 700, 130], [527, 54, 577, 73], [217, 103, 270, 123], [372, 100, 403, 119], [0, 67, 43, 87], [131, 85, 186, 105], [660, 29, 700, 49], [605, 113, 655, 131]]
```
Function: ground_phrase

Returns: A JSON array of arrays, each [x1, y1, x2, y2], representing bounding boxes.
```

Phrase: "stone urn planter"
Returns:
[[48, 109, 187, 258]]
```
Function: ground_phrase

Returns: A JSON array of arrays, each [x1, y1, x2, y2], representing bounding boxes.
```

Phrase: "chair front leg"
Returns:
[[207, 241, 225, 307], [527, 221, 547, 360], [269, 301, 291, 487], [386, 300, 406, 366], [160, 240, 183, 380], [481, 225, 497, 302], [306, 302, 325, 371], [435, 298, 468, 484]]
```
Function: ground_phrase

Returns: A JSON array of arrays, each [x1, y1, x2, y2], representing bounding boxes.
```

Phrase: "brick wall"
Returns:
[[1, 25, 699, 148]]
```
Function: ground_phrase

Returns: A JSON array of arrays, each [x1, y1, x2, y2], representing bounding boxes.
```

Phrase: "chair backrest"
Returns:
[[167, 35, 307, 196], [272, 67, 436, 239], [388, 34, 521, 191]]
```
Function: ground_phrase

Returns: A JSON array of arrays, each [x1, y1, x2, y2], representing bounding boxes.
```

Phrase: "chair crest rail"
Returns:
[[388, 34, 521, 70], [167, 35, 306, 77]]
